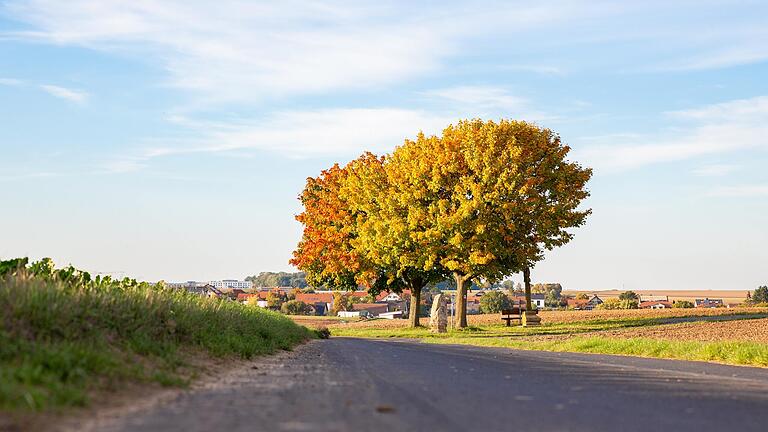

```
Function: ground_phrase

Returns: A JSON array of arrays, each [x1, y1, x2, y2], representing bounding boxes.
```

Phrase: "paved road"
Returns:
[[106, 338, 768, 432]]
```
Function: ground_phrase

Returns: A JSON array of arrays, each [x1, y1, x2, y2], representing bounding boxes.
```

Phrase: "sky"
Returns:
[[1, 1, 766, 291]]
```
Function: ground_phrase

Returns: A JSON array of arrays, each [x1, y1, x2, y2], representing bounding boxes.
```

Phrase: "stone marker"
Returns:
[[430, 294, 448, 333]]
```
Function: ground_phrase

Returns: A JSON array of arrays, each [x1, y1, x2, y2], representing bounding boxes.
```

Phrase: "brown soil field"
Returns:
[[291, 307, 768, 330], [602, 318, 768, 343], [477, 307, 768, 325], [289, 316, 346, 328]]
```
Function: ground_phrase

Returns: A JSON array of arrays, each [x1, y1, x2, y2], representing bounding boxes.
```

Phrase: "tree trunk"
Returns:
[[409, 286, 422, 327], [523, 266, 532, 311], [454, 273, 469, 328]]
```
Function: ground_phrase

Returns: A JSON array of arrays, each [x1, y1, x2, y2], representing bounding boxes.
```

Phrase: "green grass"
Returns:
[[330, 316, 670, 339], [0, 273, 313, 412], [330, 317, 768, 367], [420, 336, 768, 367]]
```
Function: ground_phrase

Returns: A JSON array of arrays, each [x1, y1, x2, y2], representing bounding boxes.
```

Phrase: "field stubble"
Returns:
[[297, 307, 768, 332]]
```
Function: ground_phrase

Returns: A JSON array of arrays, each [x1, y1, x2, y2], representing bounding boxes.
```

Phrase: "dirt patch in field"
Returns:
[[600, 318, 768, 343]]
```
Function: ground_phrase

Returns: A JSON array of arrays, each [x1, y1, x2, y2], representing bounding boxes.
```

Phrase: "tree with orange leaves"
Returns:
[[292, 119, 591, 329], [290, 163, 360, 290]]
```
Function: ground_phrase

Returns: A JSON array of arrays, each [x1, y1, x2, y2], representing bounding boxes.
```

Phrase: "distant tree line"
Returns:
[[245, 271, 308, 288]]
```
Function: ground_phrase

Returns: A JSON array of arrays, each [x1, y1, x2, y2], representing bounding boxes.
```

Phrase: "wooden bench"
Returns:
[[501, 306, 524, 326]]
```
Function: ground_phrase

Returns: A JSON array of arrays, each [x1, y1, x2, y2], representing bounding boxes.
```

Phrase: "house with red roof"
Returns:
[[639, 300, 673, 309], [351, 303, 389, 316]]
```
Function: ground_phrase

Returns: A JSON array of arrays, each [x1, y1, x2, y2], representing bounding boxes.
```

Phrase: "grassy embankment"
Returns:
[[0, 261, 314, 412], [329, 312, 768, 367]]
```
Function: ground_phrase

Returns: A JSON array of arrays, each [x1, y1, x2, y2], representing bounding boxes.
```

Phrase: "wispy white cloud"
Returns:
[[4, 1, 454, 103], [708, 184, 768, 197], [132, 107, 455, 162], [6, 0, 768, 175], [654, 27, 768, 71], [0, 77, 23, 86], [692, 164, 739, 177], [105, 92, 557, 169], [421, 85, 555, 122], [0, 0, 641, 104], [39, 84, 88, 103], [4, 0, 766, 109], [422, 86, 526, 113], [577, 96, 768, 172]]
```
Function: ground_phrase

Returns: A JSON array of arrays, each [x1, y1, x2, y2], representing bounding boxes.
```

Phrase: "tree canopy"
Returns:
[[479, 291, 511, 314], [290, 164, 361, 290], [752, 286, 768, 304], [291, 119, 591, 328], [619, 291, 640, 302], [245, 271, 307, 288]]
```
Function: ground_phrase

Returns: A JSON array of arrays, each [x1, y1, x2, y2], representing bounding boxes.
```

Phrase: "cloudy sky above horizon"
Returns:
[[1, 0, 766, 290]]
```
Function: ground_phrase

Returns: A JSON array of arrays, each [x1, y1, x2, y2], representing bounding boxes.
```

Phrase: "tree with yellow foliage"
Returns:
[[342, 152, 445, 327], [386, 119, 591, 327], [292, 119, 591, 329]]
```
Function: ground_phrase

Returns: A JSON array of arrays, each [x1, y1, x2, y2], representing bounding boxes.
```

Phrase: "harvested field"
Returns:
[[289, 315, 346, 328], [496, 307, 768, 325], [602, 318, 768, 343], [293, 307, 768, 330]]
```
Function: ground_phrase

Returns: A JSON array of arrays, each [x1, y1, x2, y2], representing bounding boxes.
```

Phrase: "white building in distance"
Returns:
[[209, 279, 253, 289]]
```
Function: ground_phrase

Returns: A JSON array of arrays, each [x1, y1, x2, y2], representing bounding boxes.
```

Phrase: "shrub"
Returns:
[[618, 291, 639, 302], [266, 291, 284, 309], [673, 300, 694, 308], [281, 300, 310, 315], [752, 286, 768, 304], [480, 291, 511, 313], [598, 298, 638, 310]]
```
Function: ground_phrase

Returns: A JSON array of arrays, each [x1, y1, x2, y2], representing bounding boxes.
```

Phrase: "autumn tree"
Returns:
[[266, 291, 284, 310], [384, 120, 590, 327], [383, 127, 507, 328], [331, 291, 354, 315], [291, 119, 590, 328], [290, 164, 361, 290], [342, 152, 444, 327], [490, 120, 591, 323]]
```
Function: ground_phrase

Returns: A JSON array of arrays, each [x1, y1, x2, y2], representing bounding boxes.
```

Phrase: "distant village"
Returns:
[[164, 279, 746, 319]]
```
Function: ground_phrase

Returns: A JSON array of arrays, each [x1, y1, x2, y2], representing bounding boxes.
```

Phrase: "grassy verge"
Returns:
[[0, 271, 313, 412], [329, 316, 672, 338], [420, 336, 768, 367], [330, 318, 768, 367]]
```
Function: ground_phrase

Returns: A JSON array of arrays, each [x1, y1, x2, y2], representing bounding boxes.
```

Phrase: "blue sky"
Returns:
[[1, 1, 766, 290]]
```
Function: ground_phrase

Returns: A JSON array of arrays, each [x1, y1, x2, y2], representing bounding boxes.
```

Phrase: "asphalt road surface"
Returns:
[[105, 338, 768, 432]]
